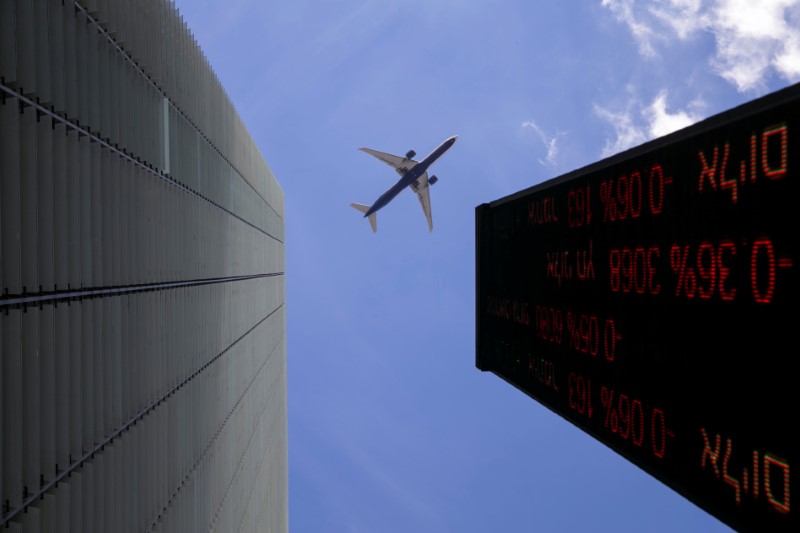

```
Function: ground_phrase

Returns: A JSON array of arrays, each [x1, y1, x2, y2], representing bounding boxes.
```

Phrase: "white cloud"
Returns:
[[595, 91, 703, 157], [593, 104, 649, 158], [645, 91, 703, 137], [521, 120, 566, 168], [601, 0, 800, 92], [601, 0, 660, 56]]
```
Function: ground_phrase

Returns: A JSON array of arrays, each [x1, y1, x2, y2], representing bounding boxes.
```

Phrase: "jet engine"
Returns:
[[429, 175, 438, 185], [406, 149, 416, 159]]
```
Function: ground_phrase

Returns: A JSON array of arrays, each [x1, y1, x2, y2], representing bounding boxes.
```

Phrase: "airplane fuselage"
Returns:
[[364, 135, 457, 218]]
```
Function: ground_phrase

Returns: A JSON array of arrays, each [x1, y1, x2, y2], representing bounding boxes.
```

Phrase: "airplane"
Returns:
[[351, 135, 458, 232]]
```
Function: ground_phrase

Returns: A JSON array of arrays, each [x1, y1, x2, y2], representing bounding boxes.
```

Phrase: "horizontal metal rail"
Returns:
[[0, 273, 284, 309]]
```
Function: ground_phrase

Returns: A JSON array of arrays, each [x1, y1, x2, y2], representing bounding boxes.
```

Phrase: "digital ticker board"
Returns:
[[475, 83, 798, 532]]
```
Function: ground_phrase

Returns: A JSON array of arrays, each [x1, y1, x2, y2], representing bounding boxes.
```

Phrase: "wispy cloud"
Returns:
[[600, 0, 660, 56], [594, 90, 703, 157], [601, 0, 800, 92], [521, 120, 566, 168]]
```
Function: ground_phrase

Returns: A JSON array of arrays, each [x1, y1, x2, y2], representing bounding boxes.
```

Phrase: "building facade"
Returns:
[[1, 1, 287, 531]]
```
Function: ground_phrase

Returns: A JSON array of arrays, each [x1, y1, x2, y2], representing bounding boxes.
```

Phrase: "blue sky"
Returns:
[[174, 1, 800, 531]]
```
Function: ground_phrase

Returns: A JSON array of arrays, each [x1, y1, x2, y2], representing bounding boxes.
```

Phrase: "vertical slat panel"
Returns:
[[120, 158, 129, 286], [82, 462, 93, 533], [0, 0, 17, 85], [98, 34, 110, 142], [14, 0, 36, 94], [92, 298, 103, 445], [68, 300, 82, 462], [34, 0, 52, 104], [112, 293, 122, 433], [52, 122, 68, 290], [37, 116, 54, 293], [20, 104, 38, 294], [111, 154, 121, 286], [2, 309, 22, 510], [100, 148, 111, 286], [39, 305, 55, 487], [109, 47, 120, 147], [1, 97, 22, 295], [120, 294, 129, 425], [48, 0, 65, 114], [101, 297, 112, 438], [75, 9, 88, 129], [54, 303, 69, 471], [86, 15, 99, 134], [62, 0, 78, 122], [67, 473, 82, 533], [65, 129, 80, 289], [22, 307, 41, 503], [55, 480, 69, 533], [78, 134, 91, 288], [90, 140, 102, 287], [80, 297, 93, 452], [41, 491, 55, 533], [17, 504, 39, 532]]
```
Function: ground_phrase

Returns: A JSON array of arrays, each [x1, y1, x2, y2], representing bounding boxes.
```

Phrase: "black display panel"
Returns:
[[476, 83, 798, 532]]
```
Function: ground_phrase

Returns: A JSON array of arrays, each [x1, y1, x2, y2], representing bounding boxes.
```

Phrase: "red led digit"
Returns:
[[754, 450, 760, 498], [621, 248, 633, 293], [649, 164, 665, 214], [634, 247, 646, 294], [696, 241, 717, 299], [647, 246, 661, 295], [761, 123, 788, 180], [698, 146, 719, 192], [722, 438, 742, 504], [603, 318, 617, 362], [764, 454, 791, 514], [618, 174, 629, 220], [609, 249, 620, 292], [751, 238, 776, 304], [618, 394, 630, 440], [651, 408, 667, 459], [718, 239, 737, 301], [629, 171, 642, 218]]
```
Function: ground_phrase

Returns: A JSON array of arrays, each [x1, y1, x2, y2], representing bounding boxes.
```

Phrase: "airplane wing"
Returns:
[[410, 172, 433, 232], [359, 147, 417, 177]]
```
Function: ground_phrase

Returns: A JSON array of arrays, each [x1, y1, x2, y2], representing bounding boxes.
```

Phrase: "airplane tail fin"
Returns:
[[350, 203, 377, 233]]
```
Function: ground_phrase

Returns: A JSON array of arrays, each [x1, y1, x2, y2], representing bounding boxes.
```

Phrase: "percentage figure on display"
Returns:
[[600, 385, 674, 458], [671, 244, 698, 297], [600, 385, 618, 431]]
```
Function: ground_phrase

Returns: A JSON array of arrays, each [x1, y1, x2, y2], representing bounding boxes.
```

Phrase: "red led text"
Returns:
[[609, 246, 661, 295], [669, 240, 737, 301], [567, 186, 592, 228], [486, 296, 529, 325], [700, 429, 790, 515], [529, 196, 559, 225], [750, 238, 793, 305], [600, 164, 672, 222], [534, 305, 564, 345], [600, 385, 674, 459], [566, 311, 621, 362], [528, 355, 559, 393], [697, 122, 788, 205], [567, 374, 675, 460], [546, 241, 595, 286]]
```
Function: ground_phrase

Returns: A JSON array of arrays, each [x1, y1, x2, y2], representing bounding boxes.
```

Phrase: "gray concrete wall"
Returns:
[[1, 1, 287, 531]]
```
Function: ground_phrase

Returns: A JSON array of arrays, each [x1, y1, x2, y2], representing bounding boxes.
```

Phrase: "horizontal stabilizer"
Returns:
[[350, 203, 377, 233]]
